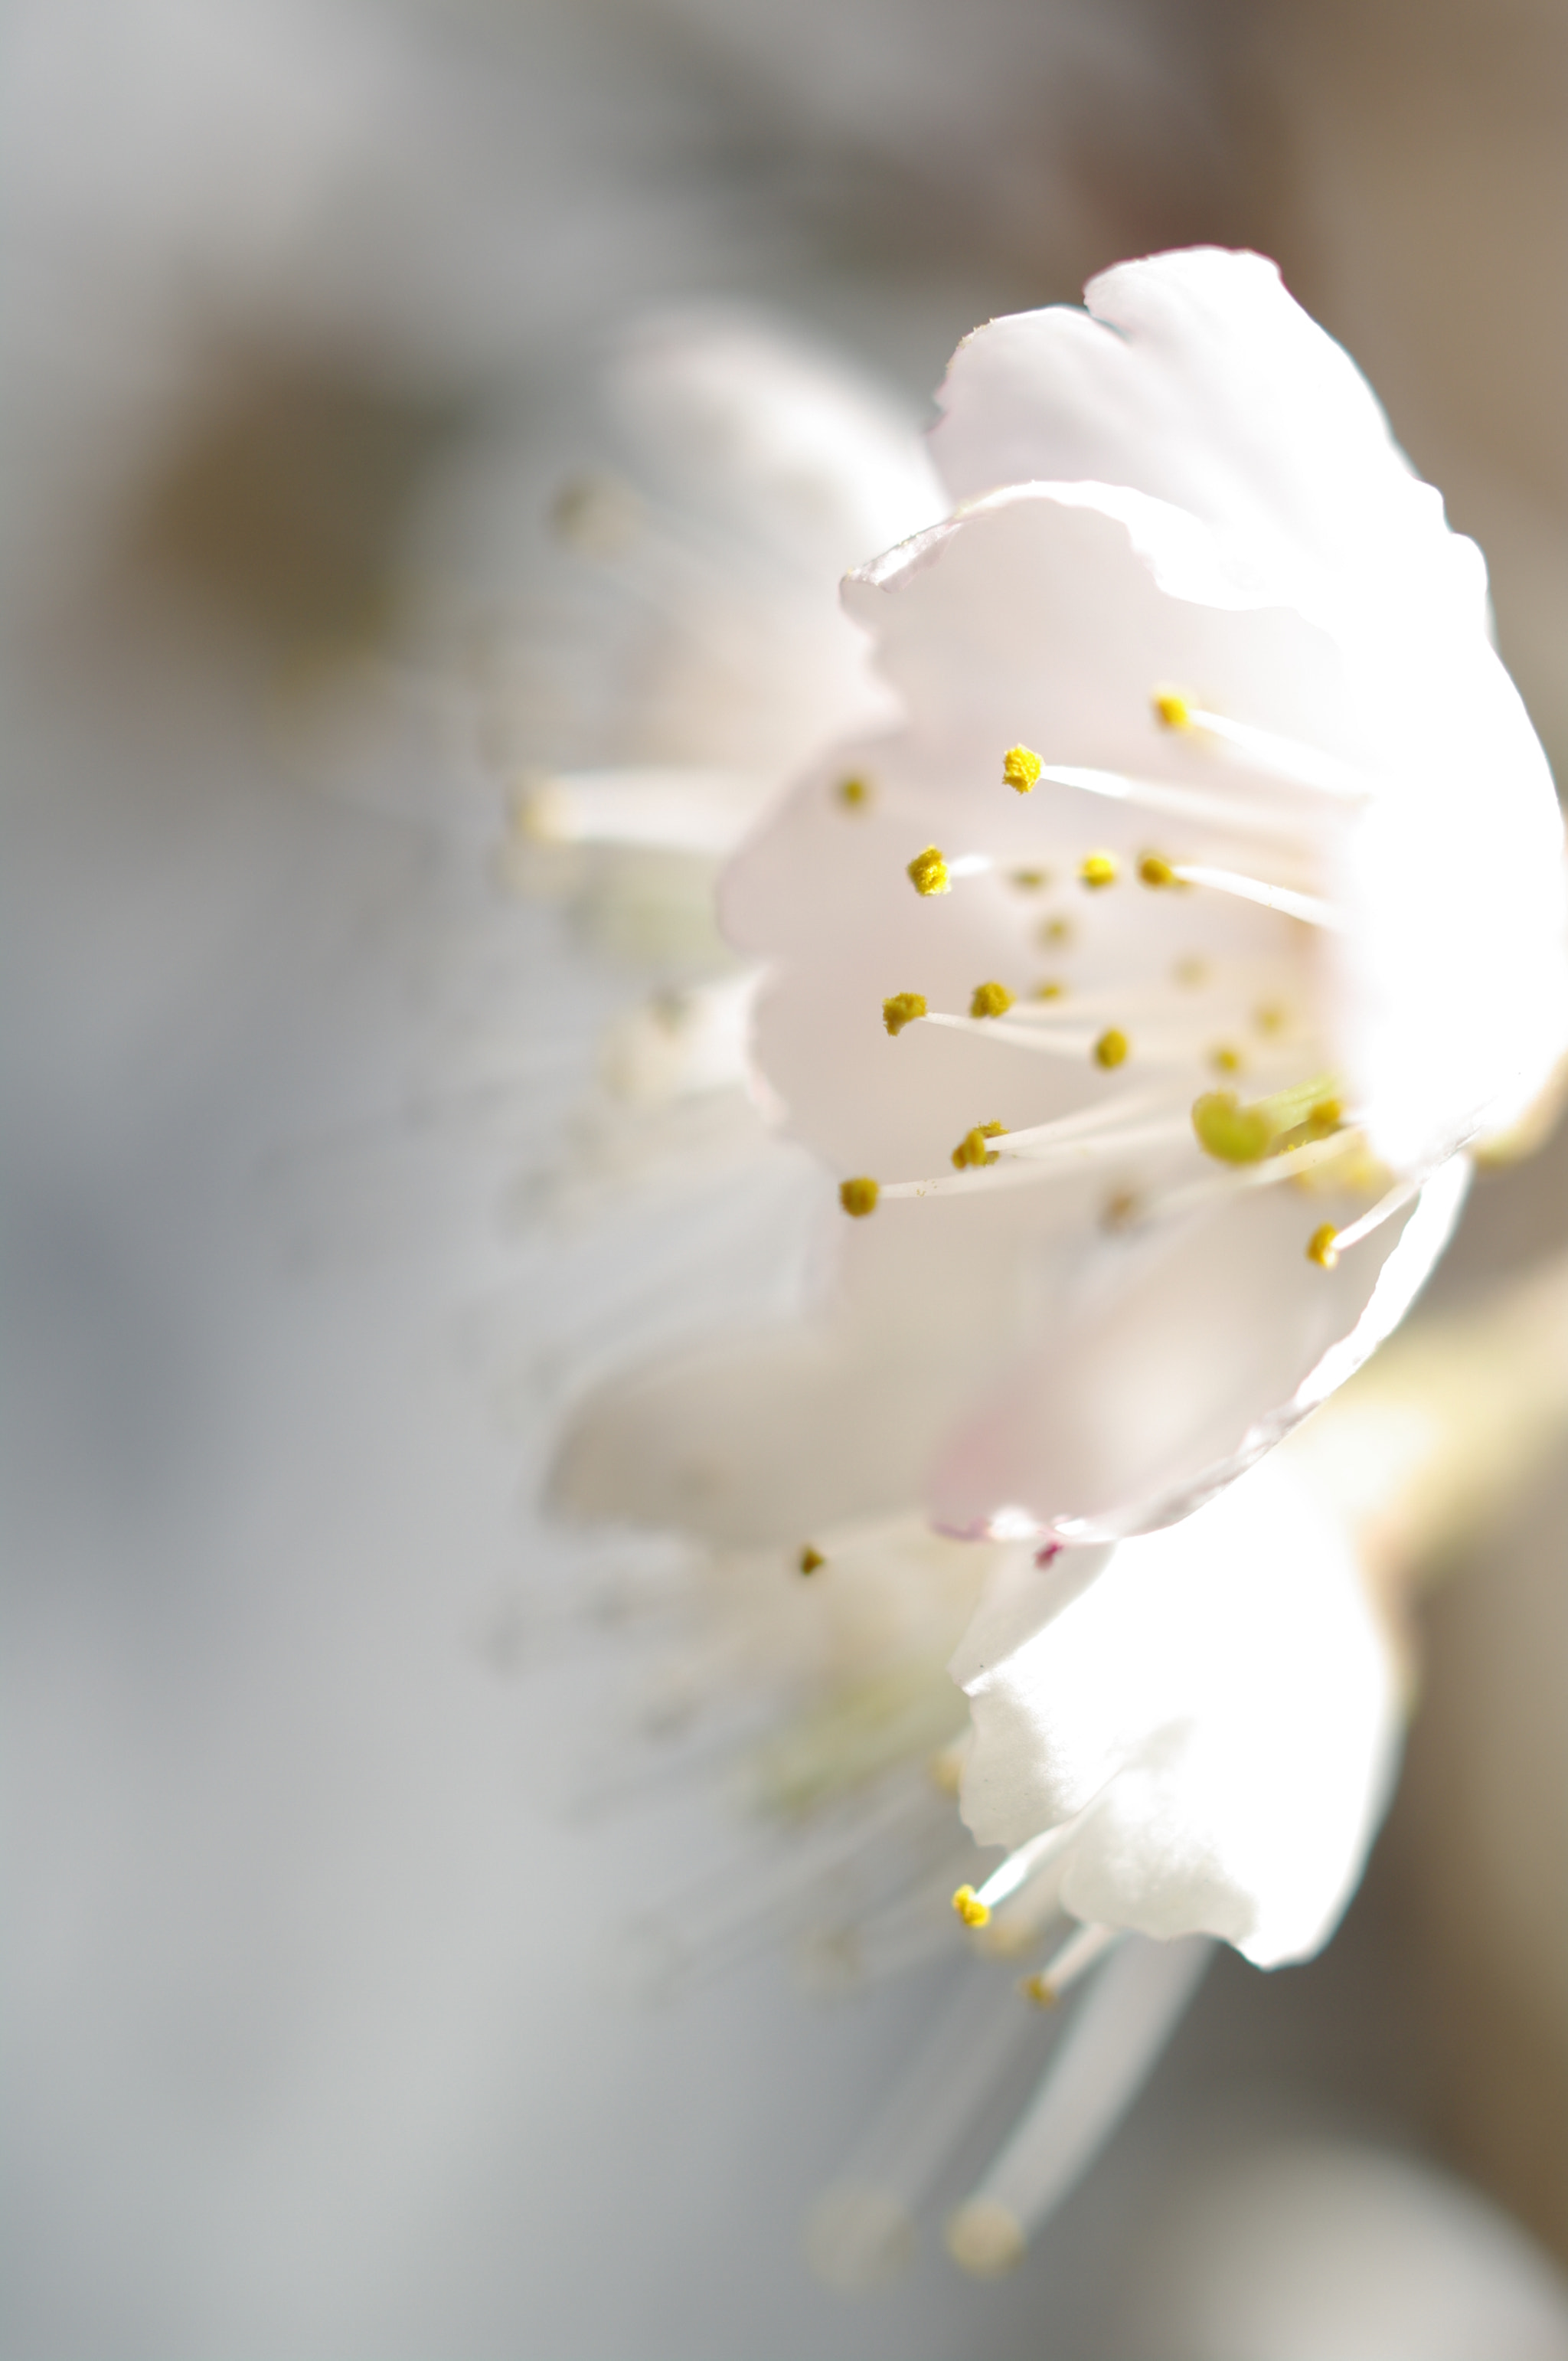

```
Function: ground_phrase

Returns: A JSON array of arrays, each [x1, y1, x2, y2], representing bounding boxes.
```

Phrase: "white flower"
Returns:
[[719, 247, 1568, 1544], [523, 293, 1568, 2276], [951, 1453, 1401, 1968]]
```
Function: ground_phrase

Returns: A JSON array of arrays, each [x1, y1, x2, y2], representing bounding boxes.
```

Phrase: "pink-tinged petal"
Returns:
[[928, 247, 1487, 642], [921, 254, 1568, 1169], [722, 486, 1355, 1173], [548, 1183, 1076, 1547], [930, 1155, 1468, 1544]]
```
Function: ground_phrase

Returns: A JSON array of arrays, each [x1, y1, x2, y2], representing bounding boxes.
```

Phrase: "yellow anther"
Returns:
[[1011, 867, 1050, 889], [1255, 1002, 1287, 1036], [1080, 852, 1119, 890], [908, 845, 951, 896], [1043, 917, 1075, 947], [1034, 981, 1066, 1001], [882, 991, 928, 1037], [926, 1741, 965, 1797], [1174, 956, 1209, 988], [1307, 1223, 1341, 1268], [1152, 688, 1194, 731], [952, 1122, 1006, 1171], [970, 981, 1015, 1019], [1003, 743, 1044, 794], [1102, 1189, 1140, 1231], [1191, 1091, 1277, 1165], [1138, 852, 1180, 888], [1305, 1097, 1343, 1138], [839, 1176, 880, 1217], [1094, 1028, 1130, 1070], [1210, 1045, 1243, 1075], [1019, 1972, 1058, 2008], [837, 773, 871, 809], [952, 1884, 991, 1929], [799, 1545, 825, 1575]]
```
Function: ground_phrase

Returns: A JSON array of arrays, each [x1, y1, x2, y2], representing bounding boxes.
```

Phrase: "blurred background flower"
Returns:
[[5, 2, 1568, 2356]]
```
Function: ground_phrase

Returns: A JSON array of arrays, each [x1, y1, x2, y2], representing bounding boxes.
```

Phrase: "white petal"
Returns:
[[956, 1456, 1400, 1965], [929, 1157, 1467, 1545], [927, 247, 1488, 644]]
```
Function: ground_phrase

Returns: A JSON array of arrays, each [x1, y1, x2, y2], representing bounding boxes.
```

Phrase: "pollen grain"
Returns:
[[908, 845, 951, 896], [882, 991, 928, 1036], [952, 1121, 1007, 1170], [1003, 743, 1044, 794]]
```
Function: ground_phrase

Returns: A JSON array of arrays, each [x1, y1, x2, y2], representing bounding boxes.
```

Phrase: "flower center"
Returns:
[[838, 696, 1400, 1268]]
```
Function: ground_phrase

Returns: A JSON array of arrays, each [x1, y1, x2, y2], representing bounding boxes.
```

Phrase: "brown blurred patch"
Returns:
[[118, 352, 469, 667], [1387, 1455, 1568, 2264]]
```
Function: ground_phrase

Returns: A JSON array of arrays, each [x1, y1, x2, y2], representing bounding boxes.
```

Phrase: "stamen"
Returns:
[[1138, 853, 1181, 887], [1145, 1127, 1367, 1225], [1080, 852, 1119, 889], [980, 1845, 1078, 1957], [998, 1089, 1185, 1152], [970, 981, 1015, 1019], [907, 847, 993, 896], [922, 1009, 1198, 1068], [799, 1545, 825, 1575], [921, 1014, 1115, 1061], [952, 1884, 991, 1928], [514, 764, 769, 857], [952, 1123, 1006, 1170], [1169, 862, 1345, 931], [946, 1937, 1215, 2274], [1316, 1176, 1424, 1259], [1004, 744, 1044, 793], [839, 1177, 880, 1217], [838, 774, 872, 809], [1307, 1224, 1339, 1268], [1037, 760, 1318, 846], [973, 1822, 1080, 1914], [874, 1110, 1191, 1202], [883, 992, 928, 1036], [1093, 1028, 1130, 1071], [1024, 1920, 1121, 2006], [806, 1962, 1053, 2290], [1153, 689, 1368, 801]]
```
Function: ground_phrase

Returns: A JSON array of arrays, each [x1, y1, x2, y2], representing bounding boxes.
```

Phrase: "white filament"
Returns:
[[949, 1936, 1214, 2265]]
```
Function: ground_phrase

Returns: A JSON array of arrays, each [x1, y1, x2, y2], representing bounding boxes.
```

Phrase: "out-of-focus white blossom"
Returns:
[[497, 309, 942, 963]]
